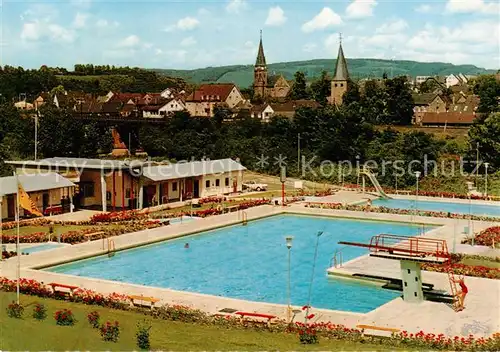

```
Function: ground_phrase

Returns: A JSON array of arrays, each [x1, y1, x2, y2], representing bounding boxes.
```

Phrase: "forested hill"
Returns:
[[154, 59, 495, 87]]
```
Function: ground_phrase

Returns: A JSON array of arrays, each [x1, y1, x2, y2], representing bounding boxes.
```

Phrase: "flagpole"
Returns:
[[15, 172, 20, 304], [0, 195, 3, 261]]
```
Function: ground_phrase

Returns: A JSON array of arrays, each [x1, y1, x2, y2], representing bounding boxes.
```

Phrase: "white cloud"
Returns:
[[96, 19, 119, 28], [143, 43, 153, 49], [118, 35, 140, 48], [415, 4, 432, 13], [226, 0, 248, 14], [165, 16, 200, 32], [446, 0, 499, 14], [303, 43, 317, 52], [155, 48, 163, 55], [21, 20, 75, 43], [376, 19, 408, 34], [198, 8, 211, 16], [181, 36, 197, 47], [265, 6, 287, 26], [302, 8, 342, 33], [72, 12, 87, 28], [346, 0, 377, 19]]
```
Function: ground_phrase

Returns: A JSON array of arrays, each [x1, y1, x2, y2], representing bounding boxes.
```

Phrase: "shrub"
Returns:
[[6, 301, 24, 318], [87, 311, 100, 329], [100, 321, 120, 342], [150, 304, 207, 323], [54, 309, 76, 326], [136, 320, 152, 350], [32, 303, 47, 320], [298, 326, 319, 344]]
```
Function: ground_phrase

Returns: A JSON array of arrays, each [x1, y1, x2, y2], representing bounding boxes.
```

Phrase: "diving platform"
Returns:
[[337, 234, 458, 307]]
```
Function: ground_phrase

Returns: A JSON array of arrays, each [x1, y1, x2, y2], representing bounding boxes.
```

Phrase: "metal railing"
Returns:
[[330, 247, 347, 268]]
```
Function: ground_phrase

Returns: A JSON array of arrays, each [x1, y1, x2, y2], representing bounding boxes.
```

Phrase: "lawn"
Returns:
[[460, 258, 500, 269], [0, 292, 398, 351], [2, 225, 90, 237]]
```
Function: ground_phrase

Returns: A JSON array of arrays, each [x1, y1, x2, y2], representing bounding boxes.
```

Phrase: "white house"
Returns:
[[142, 98, 186, 118], [185, 84, 244, 117], [415, 76, 431, 85], [251, 103, 275, 122], [446, 74, 465, 88]]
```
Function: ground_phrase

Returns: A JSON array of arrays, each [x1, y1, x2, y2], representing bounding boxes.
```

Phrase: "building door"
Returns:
[[7, 194, 15, 218], [233, 179, 237, 193], [193, 180, 200, 198], [185, 178, 193, 199], [42, 192, 49, 210]]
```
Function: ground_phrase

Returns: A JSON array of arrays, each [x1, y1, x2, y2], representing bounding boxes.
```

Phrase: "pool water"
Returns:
[[47, 215, 432, 313], [373, 198, 500, 218], [22, 243, 65, 254]]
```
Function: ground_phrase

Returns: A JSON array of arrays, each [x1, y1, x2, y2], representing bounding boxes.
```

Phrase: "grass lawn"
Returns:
[[1, 292, 400, 351], [460, 258, 500, 269]]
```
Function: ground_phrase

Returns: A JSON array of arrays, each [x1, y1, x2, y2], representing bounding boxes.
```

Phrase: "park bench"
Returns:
[[47, 282, 79, 299], [395, 190, 411, 195], [235, 311, 277, 327], [356, 324, 400, 337], [129, 295, 160, 309], [84, 231, 105, 242]]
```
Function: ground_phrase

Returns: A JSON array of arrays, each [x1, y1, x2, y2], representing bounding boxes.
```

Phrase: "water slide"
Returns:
[[360, 168, 391, 199]]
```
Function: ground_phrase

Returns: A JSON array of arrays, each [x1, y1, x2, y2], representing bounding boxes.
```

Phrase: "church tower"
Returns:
[[330, 34, 349, 106], [253, 30, 268, 98]]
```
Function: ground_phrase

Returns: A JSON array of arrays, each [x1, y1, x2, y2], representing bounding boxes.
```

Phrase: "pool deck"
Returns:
[[1, 202, 499, 337]]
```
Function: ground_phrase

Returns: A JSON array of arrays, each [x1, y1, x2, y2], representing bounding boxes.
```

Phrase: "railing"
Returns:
[[368, 234, 449, 260], [107, 239, 116, 257], [330, 247, 347, 268], [242, 211, 248, 226]]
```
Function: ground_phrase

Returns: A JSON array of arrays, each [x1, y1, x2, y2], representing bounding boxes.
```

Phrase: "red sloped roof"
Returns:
[[187, 84, 236, 102], [421, 112, 477, 125]]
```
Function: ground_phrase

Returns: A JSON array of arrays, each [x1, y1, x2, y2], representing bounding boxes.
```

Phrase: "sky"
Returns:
[[1, 0, 499, 70]]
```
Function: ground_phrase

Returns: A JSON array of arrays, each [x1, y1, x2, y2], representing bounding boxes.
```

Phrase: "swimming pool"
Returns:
[[373, 198, 500, 218], [47, 215, 433, 313], [22, 242, 65, 254]]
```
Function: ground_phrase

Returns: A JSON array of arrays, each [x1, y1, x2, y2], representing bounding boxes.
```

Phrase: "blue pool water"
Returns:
[[22, 243, 65, 254], [373, 198, 500, 217], [47, 215, 432, 313]]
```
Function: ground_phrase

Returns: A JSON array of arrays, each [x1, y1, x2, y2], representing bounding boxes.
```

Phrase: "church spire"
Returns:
[[255, 30, 267, 67], [333, 33, 349, 81]]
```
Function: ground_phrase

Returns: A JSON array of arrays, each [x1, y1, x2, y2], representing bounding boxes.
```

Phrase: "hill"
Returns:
[[154, 59, 495, 87]]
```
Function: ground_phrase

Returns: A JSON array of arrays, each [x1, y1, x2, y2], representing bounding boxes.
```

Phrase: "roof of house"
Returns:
[[143, 158, 246, 182], [186, 84, 237, 102], [333, 43, 349, 81], [101, 101, 123, 113], [5, 157, 135, 170], [110, 93, 144, 104], [270, 99, 320, 113], [421, 112, 477, 125], [448, 95, 479, 113], [412, 93, 440, 105], [0, 173, 75, 196]]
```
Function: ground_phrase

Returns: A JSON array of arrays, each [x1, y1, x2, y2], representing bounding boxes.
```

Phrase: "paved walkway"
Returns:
[[1, 204, 499, 337], [47, 210, 102, 222]]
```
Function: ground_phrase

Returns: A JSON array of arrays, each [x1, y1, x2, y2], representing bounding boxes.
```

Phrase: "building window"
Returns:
[[80, 182, 95, 198], [216, 179, 220, 187], [172, 182, 178, 191], [206, 180, 210, 188], [334, 83, 338, 87], [340, 83, 343, 87], [225, 177, 229, 186]]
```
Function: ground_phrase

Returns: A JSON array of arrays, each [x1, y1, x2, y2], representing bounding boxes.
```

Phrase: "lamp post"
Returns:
[[304, 231, 323, 324], [415, 171, 421, 222], [466, 181, 473, 246], [484, 162, 489, 198], [285, 236, 293, 323]]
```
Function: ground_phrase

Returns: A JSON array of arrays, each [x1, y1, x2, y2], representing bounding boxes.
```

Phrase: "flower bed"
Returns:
[[1, 218, 51, 230], [0, 221, 163, 245], [463, 226, 500, 247], [90, 210, 149, 223], [422, 262, 500, 280], [304, 203, 500, 222], [1, 276, 499, 351]]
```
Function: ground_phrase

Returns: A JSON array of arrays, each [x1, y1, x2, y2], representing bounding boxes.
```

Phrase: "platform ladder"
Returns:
[[242, 211, 248, 226], [107, 238, 116, 258], [440, 242, 460, 311], [330, 247, 347, 268]]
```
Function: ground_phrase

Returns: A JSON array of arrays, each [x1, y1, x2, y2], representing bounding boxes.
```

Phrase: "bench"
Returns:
[[129, 295, 160, 309], [235, 311, 277, 327], [47, 283, 79, 298], [396, 190, 411, 195], [84, 231, 105, 241], [357, 324, 400, 337]]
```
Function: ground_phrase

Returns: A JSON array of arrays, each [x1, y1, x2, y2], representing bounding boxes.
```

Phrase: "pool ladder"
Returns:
[[107, 238, 116, 258], [242, 211, 248, 226], [330, 247, 347, 268]]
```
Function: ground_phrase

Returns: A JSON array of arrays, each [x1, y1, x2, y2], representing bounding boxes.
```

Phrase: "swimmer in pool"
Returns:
[[184, 243, 189, 249]]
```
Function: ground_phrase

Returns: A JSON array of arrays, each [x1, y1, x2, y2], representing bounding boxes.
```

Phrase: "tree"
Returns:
[[468, 112, 500, 169], [290, 71, 308, 100], [473, 75, 500, 115], [309, 71, 330, 105], [342, 80, 361, 106], [384, 77, 414, 125]]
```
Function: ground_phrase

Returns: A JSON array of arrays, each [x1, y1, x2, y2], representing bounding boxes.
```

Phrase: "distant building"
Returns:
[[412, 93, 447, 125], [253, 31, 291, 99], [329, 36, 349, 106], [185, 83, 244, 117], [415, 76, 431, 85]]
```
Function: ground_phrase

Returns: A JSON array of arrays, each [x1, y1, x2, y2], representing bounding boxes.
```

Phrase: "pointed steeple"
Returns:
[[255, 30, 267, 67], [333, 33, 349, 81]]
